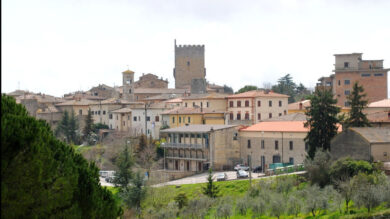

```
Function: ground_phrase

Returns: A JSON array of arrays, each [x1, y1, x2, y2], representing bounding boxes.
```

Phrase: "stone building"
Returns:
[[317, 53, 389, 107], [174, 40, 206, 89], [134, 88, 186, 102], [134, 73, 168, 89], [108, 108, 132, 132], [89, 84, 119, 99], [227, 90, 289, 125], [330, 127, 390, 162], [122, 69, 135, 101], [160, 125, 240, 172], [89, 98, 143, 126], [239, 121, 309, 171]]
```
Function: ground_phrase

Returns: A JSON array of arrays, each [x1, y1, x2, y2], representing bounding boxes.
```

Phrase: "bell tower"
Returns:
[[122, 69, 135, 101]]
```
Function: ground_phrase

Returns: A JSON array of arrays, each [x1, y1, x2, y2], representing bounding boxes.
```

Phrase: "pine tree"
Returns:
[[345, 82, 371, 128], [56, 110, 70, 141], [83, 108, 94, 141], [202, 168, 220, 198], [304, 89, 340, 159], [113, 145, 134, 189]]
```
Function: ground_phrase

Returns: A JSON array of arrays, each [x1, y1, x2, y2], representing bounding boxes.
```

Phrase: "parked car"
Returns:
[[236, 170, 249, 178], [105, 176, 116, 183], [253, 166, 263, 173], [216, 173, 228, 181], [234, 164, 250, 171]]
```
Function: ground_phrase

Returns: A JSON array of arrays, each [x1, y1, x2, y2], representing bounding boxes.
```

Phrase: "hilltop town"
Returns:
[[6, 43, 390, 175]]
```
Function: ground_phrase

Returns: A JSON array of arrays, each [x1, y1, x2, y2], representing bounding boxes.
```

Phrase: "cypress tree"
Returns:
[[68, 110, 78, 144], [345, 82, 371, 128], [304, 89, 340, 159], [83, 108, 94, 141], [113, 145, 134, 189], [202, 168, 220, 198]]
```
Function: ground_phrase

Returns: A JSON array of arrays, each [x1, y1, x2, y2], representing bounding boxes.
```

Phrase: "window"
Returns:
[[361, 73, 371, 77], [275, 140, 279, 150], [344, 79, 350, 85], [229, 101, 234, 107], [187, 61, 190, 66], [109, 114, 113, 119], [200, 102, 203, 108], [129, 89, 132, 94], [257, 100, 261, 107], [79, 109, 82, 115], [245, 100, 249, 107], [284, 110, 287, 115], [338, 80, 340, 86], [269, 100, 272, 107], [193, 102, 195, 107], [185, 103, 188, 107], [172, 117, 175, 123], [179, 117, 181, 123], [98, 111, 101, 115], [146, 116, 150, 121], [207, 102, 209, 107], [384, 152, 388, 157], [279, 101, 282, 107], [197, 134, 201, 138], [374, 73, 384, 76], [133, 116, 137, 121], [237, 101, 241, 107], [289, 157, 294, 165], [230, 112, 233, 120], [245, 112, 250, 120], [128, 115, 130, 120], [289, 141, 293, 150], [237, 113, 241, 120], [279, 113, 282, 117], [344, 62, 349, 68], [103, 110, 106, 115], [155, 116, 159, 122], [91, 111, 94, 115], [257, 113, 261, 120], [247, 140, 251, 149], [345, 102, 351, 107], [345, 90, 350, 95], [269, 113, 272, 118], [261, 140, 265, 149], [123, 121, 125, 126]]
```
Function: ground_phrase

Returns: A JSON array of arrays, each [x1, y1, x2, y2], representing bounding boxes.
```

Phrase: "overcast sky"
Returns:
[[2, 0, 390, 97]]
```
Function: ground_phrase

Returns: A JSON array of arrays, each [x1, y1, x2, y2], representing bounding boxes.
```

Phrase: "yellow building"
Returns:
[[182, 93, 228, 112], [162, 107, 225, 128]]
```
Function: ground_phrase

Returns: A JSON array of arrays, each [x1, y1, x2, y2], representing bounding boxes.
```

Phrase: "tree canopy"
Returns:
[[1, 95, 121, 218], [345, 82, 371, 128], [304, 89, 340, 159], [236, 85, 258, 94]]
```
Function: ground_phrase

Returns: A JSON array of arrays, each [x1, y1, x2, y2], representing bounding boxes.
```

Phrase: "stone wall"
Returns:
[[330, 130, 371, 161]]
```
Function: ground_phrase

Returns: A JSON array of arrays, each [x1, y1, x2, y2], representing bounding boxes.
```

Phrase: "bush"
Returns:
[[330, 157, 375, 182], [180, 196, 213, 218], [215, 197, 233, 218], [304, 150, 332, 187], [235, 197, 249, 216], [250, 197, 267, 218], [174, 192, 188, 209]]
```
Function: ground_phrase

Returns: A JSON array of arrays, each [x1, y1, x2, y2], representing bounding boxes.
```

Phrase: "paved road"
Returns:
[[100, 171, 306, 187]]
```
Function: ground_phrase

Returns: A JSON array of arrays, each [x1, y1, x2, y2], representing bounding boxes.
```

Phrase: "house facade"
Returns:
[[160, 125, 240, 172]]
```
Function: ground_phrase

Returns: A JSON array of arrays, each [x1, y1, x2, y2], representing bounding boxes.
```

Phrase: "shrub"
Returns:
[[330, 157, 375, 183], [174, 192, 188, 209], [304, 150, 332, 187], [235, 196, 249, 216]]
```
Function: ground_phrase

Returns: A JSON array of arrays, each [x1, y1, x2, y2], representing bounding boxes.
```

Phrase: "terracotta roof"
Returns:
[[263, 113, 307, 121], [288, 100, 311, 110], [350, 127, 390, 143], [242, 121, 309, 132], [162, 107, 225, 115], [89, 98, 141, 105], [110, 108, 132, 113], [227, 90, 289, 98], [122, 69, 134, 74], [160, 124, 237, 133], [56, 98, 97, 106], [368, 99, 390, 108]]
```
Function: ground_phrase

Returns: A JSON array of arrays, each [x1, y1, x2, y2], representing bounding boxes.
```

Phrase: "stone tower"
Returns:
[[122, 69, 135, 101], [173, 40, 206, 89]]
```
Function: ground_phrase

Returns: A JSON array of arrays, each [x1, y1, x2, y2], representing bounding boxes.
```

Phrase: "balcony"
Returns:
[[162, 142, 205, 149], [166, 155, 207, 161]]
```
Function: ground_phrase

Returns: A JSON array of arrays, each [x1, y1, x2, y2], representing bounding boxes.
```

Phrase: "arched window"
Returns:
[[245, 112, 250, 120]]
